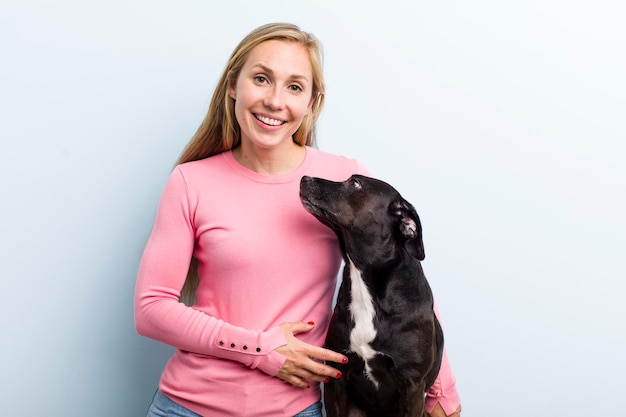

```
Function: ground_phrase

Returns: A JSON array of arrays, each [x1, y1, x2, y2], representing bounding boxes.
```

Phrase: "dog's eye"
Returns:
[[349, 178, 362, 189]]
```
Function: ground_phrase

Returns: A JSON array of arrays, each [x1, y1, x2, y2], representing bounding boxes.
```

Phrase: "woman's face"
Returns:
[[229, 40, 314, 152]]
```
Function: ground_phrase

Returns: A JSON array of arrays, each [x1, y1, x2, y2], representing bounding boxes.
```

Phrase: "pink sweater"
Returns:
[[135, 147, 459, 416]]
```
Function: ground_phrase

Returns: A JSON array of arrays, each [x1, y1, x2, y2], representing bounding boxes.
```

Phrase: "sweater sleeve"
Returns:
[[425, 301, 462, 415], [134, 167, 288, 376]]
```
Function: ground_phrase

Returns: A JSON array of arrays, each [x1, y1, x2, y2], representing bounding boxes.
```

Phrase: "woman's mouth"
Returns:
[[255, 114, 285, 126]]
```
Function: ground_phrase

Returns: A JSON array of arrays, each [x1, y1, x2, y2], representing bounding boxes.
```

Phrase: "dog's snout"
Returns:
[[301, 175, 313, 183]]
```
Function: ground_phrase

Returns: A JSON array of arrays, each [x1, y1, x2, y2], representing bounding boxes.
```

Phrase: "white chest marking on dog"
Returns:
[[347, 256, 380, 388]]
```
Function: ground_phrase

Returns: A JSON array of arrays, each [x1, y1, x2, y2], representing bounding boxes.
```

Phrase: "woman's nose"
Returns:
[[264, 86, 285, 110]]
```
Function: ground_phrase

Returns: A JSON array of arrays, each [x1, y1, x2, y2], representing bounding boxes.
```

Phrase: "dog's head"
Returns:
[[299, 175, 424, 266]]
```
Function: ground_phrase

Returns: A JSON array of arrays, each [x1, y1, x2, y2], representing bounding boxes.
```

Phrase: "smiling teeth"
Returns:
[[256, 114, 283, 126]]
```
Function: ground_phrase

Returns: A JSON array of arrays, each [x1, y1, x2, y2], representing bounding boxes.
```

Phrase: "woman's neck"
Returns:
[[232, 141, 306, 175]]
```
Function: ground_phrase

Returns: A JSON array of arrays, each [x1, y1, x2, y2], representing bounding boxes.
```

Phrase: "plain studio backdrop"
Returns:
[[1, 1, 624, 416]]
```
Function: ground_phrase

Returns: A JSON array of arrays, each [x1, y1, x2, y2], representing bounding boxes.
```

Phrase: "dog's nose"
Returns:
[[301, 176, 313, 183]]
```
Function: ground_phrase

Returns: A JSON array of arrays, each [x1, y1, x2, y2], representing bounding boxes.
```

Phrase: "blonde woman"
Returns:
[[135, 23, 461, 417]]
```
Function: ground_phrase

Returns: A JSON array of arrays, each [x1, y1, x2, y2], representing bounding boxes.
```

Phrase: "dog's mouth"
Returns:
[[300, 196, 340, 227], [300, 176, 343, 229], [301, 197, 327, 218]]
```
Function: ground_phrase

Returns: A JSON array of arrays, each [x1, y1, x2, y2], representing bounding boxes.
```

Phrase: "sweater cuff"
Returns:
[[213, 325, 288, 375], [251, 326, 288, 375], [425, 377, 461, 415]]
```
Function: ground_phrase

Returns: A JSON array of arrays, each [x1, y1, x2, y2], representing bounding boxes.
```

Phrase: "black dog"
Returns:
[[300, 174, 443, 417]]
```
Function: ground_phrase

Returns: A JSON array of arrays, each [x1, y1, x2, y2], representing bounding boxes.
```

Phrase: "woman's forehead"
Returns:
[[244, 40, 313, 80]]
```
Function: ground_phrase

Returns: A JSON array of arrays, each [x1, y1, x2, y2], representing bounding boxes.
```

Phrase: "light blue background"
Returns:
[[1, 1, 624, 416]]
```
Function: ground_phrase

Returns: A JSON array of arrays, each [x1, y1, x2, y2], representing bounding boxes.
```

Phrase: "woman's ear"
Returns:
[[227, 71, 237, 100], [307, 92, 320, 114]]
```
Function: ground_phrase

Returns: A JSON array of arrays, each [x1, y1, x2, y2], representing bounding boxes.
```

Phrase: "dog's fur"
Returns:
[[300, 174, 443, 417]]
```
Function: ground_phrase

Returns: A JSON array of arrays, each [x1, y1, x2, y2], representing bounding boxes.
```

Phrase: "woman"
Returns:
[[135, 22, 461, 417]]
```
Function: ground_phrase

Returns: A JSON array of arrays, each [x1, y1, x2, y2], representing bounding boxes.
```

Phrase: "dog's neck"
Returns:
[[343, 238, 415, 274]]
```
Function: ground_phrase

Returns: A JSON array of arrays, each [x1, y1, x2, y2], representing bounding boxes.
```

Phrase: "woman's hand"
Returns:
[[275, 321, 347, 388], [427, 403, 462, 417]]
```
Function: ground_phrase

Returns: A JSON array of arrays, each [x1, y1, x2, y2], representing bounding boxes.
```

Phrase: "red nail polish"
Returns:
[[307, 321, 315, 326], [324, 377, 330, 383], [336, 372, 342, 379], [342, 357, 348, 363], [306, 384, 311, 389]]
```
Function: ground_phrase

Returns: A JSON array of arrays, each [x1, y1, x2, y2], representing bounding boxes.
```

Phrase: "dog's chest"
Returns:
[[346, 257, 381, 387]]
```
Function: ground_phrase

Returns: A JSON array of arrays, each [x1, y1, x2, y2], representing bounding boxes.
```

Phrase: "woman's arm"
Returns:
[[134, 168, 288, 374]]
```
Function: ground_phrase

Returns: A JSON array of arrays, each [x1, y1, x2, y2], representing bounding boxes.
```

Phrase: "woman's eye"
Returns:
[[289, 84, 303, 92], [254, 75, 268, 84]]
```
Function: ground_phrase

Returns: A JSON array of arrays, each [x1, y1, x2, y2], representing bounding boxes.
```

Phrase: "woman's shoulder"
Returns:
[[165, 153, 234, 193], [306, 146, 370, 179], [175, 152, 229, 175]]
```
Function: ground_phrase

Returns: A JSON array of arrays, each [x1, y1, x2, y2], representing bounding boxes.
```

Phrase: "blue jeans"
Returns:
[[146, 391, 200, 417], [294, 401, 323, 417], [146, 390, 323, 417]]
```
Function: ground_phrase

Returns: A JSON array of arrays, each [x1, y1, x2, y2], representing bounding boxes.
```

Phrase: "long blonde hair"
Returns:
[[178, 23, 326, 304]]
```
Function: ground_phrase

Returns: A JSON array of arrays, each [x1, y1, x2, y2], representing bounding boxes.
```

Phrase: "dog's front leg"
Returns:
[[323, 377, 349, 417], [402, 384, 427, 417]]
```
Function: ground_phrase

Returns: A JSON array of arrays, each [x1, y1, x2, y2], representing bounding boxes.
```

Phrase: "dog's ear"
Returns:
[[390, 199, 425, 260]]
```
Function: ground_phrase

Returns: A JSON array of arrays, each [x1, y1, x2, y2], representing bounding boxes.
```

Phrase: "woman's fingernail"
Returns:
[[342, 357, 348, 363], [306, 384, 311, 389], [336, 372, 342, 379], [324, 377, 330, 383], [307, 321, 315, 326]]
